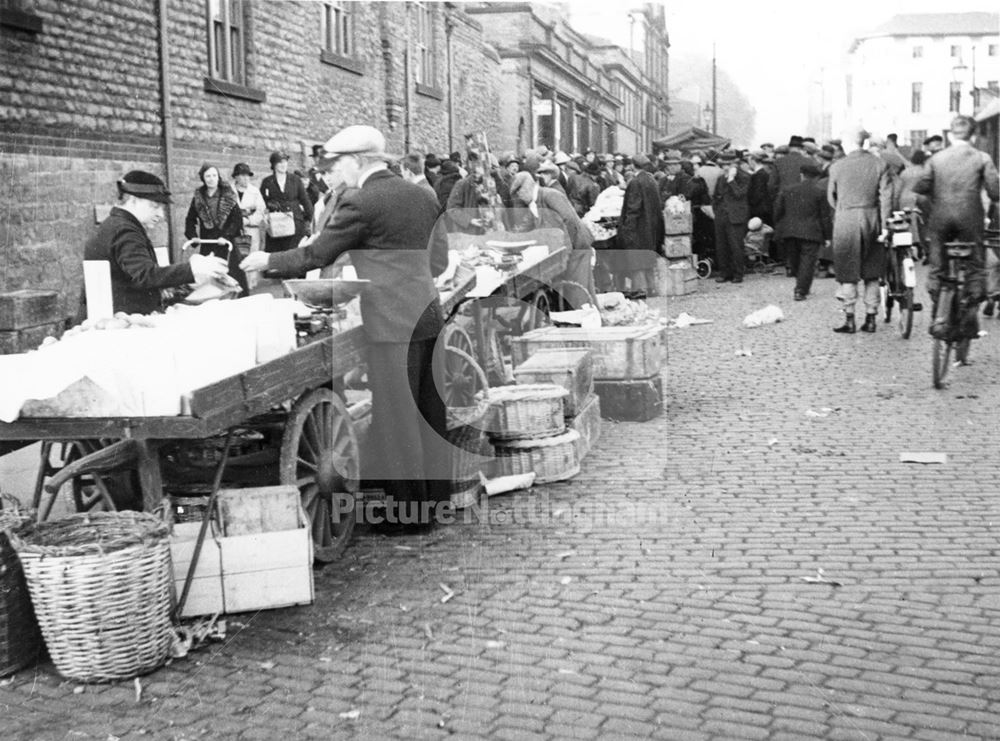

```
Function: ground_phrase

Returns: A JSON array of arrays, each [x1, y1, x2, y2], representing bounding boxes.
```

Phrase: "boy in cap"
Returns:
[[84, 171, 228, 315], [241, 125, 450, 533]]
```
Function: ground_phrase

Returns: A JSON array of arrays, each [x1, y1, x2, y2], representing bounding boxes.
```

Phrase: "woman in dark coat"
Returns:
[[184, 162, 248, 294], [259, 150, 314, 253]]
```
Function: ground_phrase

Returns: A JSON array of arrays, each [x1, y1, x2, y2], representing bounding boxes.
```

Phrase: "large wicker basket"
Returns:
[[0, 497, 41, 677], [493, 429, 581, 483], [11, 511, 174, 682], [487, 384, 568, 440]]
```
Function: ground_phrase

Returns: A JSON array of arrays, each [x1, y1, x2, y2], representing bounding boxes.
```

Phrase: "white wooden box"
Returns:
[[511, 325, 666, 381]]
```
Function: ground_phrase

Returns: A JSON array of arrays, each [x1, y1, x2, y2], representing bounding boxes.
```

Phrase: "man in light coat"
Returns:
[[827, 126, 894, 334]]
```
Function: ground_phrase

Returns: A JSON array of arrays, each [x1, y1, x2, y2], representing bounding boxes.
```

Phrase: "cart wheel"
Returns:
[[35, 440, 135, 519], [525, 290, 551, 331], [280, 389, 359, 563], [442, 323, 475, 360], [442, 346, 489, 408]]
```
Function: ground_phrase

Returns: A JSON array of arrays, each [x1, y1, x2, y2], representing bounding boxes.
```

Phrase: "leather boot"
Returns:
[[860, 313, 877, 333], [833, 314, 856, 334]]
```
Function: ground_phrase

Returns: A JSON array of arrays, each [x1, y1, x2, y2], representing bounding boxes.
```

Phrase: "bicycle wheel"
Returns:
[[931, 286, 956, 389], [898, 287, 914, 339]]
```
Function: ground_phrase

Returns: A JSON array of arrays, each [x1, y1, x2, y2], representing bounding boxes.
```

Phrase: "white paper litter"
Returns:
[[742, 304, 785, 328], [671, 312, 713, 328]]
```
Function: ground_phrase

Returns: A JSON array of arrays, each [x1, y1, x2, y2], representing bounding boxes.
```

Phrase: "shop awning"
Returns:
[[652, 127, 731, 152]]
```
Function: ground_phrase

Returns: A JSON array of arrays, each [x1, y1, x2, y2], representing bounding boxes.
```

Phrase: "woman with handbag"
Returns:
[[260, 150, 314, 254], [232, 162, 266, 288], [183, 163, 249, 294]]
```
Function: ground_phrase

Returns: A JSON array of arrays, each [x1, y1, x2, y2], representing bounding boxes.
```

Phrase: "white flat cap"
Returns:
[[322, 125, 394, 160]]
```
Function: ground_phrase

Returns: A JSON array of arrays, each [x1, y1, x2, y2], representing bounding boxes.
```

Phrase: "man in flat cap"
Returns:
[[827, 125, 893, 334], [771, 135, 813, 272], [922, 134, 944, 157], [774, 161, 831, 301], [712, 150, 752, 283], [914, 115, 999, 338], [241, 125, 450, 533], [84, 170, 228, 315]]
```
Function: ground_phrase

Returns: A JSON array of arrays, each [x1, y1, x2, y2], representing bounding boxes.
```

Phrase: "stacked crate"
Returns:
[[658, 202, 698, 296], [511, 325, 665, 422], [512, 348, 601, 461], [0, 291, 66, 354]]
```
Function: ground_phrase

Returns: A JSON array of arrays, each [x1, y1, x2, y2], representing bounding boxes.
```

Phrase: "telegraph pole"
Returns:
[[711, 42, 717, 135]]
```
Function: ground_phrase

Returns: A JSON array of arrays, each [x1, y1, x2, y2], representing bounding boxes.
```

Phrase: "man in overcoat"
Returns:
[[712, 150, 751, 283], [771, 135, 813, 271], [827, 126, 893, 334], [914, 115, 999, 337], [618, 154, 664, 297], [241, 125, 450, 532], [774, 162, 831, 300]]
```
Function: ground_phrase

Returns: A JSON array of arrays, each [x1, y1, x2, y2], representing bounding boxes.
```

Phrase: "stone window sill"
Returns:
[[416, 83, 444, 101], [320, 50, 364, 76], [204, 77, 266, 103]]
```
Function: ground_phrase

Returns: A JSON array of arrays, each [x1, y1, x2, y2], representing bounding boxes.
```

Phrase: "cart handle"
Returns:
[[43, 439, 141, 495], [181, 238, 233, 257]]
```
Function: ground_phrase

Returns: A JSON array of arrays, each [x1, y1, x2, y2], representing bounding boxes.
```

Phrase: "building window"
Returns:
[[413, 3, 437, 88], [207, 0, 245, 85], [909, 130, 926, 150], [912, 46, 923, 58], [949, 81, 961, 112], [950, 45, 961, 58], [990, 44, 998, 56], [321, 1, 353, 57], [911, 82, 922, 113]]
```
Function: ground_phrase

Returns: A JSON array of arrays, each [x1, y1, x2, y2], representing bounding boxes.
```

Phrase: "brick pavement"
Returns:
[[4, 267, 1000, 740]]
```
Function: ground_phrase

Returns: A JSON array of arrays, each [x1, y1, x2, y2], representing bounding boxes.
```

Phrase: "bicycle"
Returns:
[[930, 241, 978, 389], [881, 210, 921, 339]]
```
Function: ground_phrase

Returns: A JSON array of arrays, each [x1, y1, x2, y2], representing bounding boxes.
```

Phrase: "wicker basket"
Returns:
[[493, 429, 581, 483], [0, 497, 41, 677], [487, 384, 568, 440], [11, 511, 174, 682]]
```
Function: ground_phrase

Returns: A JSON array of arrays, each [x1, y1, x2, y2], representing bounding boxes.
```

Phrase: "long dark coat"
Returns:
[[827, 150, 893, 283], [260, 172, 314, 252], [618, 170, 663, 271]]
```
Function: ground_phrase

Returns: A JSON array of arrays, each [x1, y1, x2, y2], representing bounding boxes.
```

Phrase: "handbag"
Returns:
[[266, 211, 295, 238]]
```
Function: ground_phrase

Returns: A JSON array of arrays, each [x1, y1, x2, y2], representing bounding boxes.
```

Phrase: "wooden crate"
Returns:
[[568, 392, 601, 459], [0, 290, 61, 331], [0, 320, 64, 355], [511, 325, 665, 381], [513, 348, 593, 416], [170, 495, 313, 618], [662, 234, 692, 259], [593, 376, 663, 422], [657, 257, 698, 297], [662, 207, 692, 236], [217, 486, 300, 537]]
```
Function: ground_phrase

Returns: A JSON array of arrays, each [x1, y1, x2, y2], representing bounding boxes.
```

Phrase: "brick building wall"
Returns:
[[0, 1, 502, 318]]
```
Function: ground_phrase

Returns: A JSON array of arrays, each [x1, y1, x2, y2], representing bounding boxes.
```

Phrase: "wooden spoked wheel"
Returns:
[[279, 389, 359, 563], [527, 290, 551, 331], [441, 326, 481, 408]]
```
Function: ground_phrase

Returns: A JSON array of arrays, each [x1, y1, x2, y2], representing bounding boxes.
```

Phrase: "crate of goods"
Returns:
[[513, 348, 593, 417], [171, 486, 314, 618], [493, 429, 581, 484], [662, 203, 692, 236], [662, 234, 692, 258], [0, 290, 65, 355], [511, 325, 665, 381], [657, 256, 698, 297], [568, 393, 602, 459], [11, 511, 174, 682], [0, 499, 41, 677], [487, 384, 568, 440], [594, 375, 664, 422]]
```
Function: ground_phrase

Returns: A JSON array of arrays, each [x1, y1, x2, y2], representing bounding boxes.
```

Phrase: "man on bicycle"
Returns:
[[914, 115, 1000, 338]]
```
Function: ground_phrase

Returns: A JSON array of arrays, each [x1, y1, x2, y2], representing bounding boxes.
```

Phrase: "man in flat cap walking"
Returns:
[[827, 126, 893, 333], [242, 125, 450, 533]]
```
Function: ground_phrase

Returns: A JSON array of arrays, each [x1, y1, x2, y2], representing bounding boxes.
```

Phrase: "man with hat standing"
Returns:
[[712, 150, 751, 283], [617, 154, 664, 297], [84, 171, 229, 314], [241, 125, 450, 533], [306, 144, 331, 206], [771, 135, 813, 272], [658, 151, 689, 203], [774, 161, 831, 301], [827, 125, 893, 334]]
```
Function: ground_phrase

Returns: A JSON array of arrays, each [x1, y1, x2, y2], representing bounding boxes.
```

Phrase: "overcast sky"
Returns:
[[567, 0, 999, 144]]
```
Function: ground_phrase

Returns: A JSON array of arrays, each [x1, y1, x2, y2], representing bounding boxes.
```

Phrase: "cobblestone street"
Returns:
[[5, 268, 1000, 740]]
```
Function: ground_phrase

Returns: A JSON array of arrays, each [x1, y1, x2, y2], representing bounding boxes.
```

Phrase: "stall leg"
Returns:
[[136, 441, 166, 514]]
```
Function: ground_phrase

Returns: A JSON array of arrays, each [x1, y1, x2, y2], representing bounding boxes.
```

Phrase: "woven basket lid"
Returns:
[[488, 384, 569, 402], [11, 511, 169, 557], [493, 428, 580, 449]]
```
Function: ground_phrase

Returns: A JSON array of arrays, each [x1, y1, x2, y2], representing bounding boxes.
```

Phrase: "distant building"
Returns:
[[839, 12, 1000, 150]]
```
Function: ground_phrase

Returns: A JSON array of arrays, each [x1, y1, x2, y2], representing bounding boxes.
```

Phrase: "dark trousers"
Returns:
[[927, 219, 986, 302], [714, 219, 747, 279], [367, 338, 450, 521], [784, 238, 820, 296]]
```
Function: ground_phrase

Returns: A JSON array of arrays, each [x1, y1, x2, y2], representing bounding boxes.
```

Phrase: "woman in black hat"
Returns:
[[260, 150, 314, 254], [184, 163, 249, 294]]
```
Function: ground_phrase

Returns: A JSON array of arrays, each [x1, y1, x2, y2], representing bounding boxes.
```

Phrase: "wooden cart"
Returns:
[[0, 325, 368, 563]]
